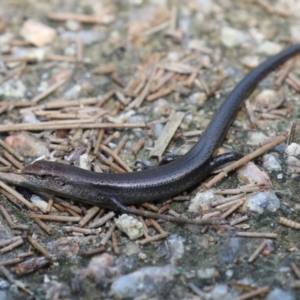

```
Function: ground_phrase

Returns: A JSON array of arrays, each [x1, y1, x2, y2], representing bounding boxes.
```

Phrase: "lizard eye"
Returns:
[[54, 177, 65, 186], [37, 175, 47, 180]]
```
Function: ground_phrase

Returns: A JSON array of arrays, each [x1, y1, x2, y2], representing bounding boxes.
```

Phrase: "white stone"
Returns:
[[263, 154, 282, 171], [115, 214, 143, 240], [277, 173, 283, 180], [286, 155, 300, 174], [197, 267, 219, 279], [30, 195, 57, 213], [240, 55, 259, 69], [65, 19, 81, 31], [266, 288, 295, 300], [255, 89, 283, 110], [189, 189, 221, 213], [221, 27, 248, 48], [79, 154, 92, 171], [242, 191, 280, 214], [285, 143, 300, 157], [247, 132, 268, 146], [225, 269, 234, 278], [138, 252, 147, 260], [0, 79, 26, 98], [290, 22, 300, 42], [257, 41, 282, 55], [209, 284, 230, 300], [167, 51, 180, 61], [110, 265, 177, 299], [168, 235, 184, 265]]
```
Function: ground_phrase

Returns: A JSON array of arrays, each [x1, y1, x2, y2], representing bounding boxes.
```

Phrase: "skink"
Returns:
[[22, 44, 300, 210]]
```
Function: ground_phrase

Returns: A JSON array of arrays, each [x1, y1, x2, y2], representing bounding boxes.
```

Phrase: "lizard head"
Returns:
[[22, 160, 67, 188]]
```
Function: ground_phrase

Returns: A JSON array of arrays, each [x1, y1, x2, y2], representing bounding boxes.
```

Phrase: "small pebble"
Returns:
[[115, 214, 143, 240], [110, 264, 177, 299], [37, 81, 48, 93], [152, 98, 170, 116], [64, 44, 76, 57], [30, 195, 57, 213], [152, 123, 164, 139], [129, 0, 144, 5], [167, 235, 184, 265], [225, 269, 234, 279], [41, 281, 71, 300], [167, 51, 180, 61], [237, 162, 272, 186], [65, 19, 81, 31], [79, 154, 92, 171], [210, 284, 233, 300], [221, 27, 248, 48], [189, 189, 223, 213], [130, 115, 145, 124], [101, 14, 115, 25], [0, 79, 26, 98], [240, 55, 259, 69], [188, 39, 211, 52], [257, 41, 282, 55], [20, 19, 56, 47], [286, 155, 300, 174], [138, 252, 147, 260], [197, 267, 219, 279], [20, 109, 40, 124], [123, 242, 140, 256], [285, 143, 300, 157], [290, 22, 300, 41], [117, 110, 136, 123], [255, 89, 283, 110], [266, 288, 295, 300], [45, 237, 81, 259], [43, 275, 51, 283], [80, 253, 117, 284], [188, 92, 207, 105], [63, 84, 82, 99], [247, 132, 268, 146], [0, 280, 9, 289], [0, 32, 14, 45], [59, 30, 106, 45], [262, 154, 282, 171], [277, 173, 283, 180], [218, 237, 244, 264], [5, 132, 49, 157], [242, 191, 280, 214]]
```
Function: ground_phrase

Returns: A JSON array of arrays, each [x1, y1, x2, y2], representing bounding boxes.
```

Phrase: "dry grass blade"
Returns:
[[150, 111, 185, 159], [78, 206, 100, 227], [0, 237, 24, 254], [248, 240, 268, 263], [235, 232, 277, 239], [89, 211, 115, 228], [32, 217, 52, 235], [99, 223, 116, 246], [279, 217, 300, 229], [27, 236, 51, 259], [0, 121, 146, 132], [82, 246, 106, 257], [31, 80, 66, 104], [0, 181, 36, 211], [232, 285, 270, 300], [291, 262, 300, 279], [30, 214, 80, 222]]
